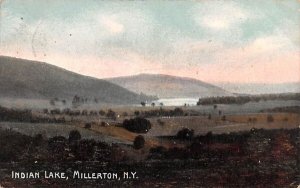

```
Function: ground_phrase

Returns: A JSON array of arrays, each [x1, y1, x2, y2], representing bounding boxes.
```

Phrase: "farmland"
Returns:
[[0, 97, 299, 187]]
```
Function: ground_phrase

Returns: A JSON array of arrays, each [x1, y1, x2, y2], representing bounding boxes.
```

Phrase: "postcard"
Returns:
[[0, 0, 299, 187]]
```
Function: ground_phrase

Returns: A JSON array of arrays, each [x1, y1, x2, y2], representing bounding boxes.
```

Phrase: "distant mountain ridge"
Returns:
[[215, 82, 300, 95], [107, 73, 233, 98], [0, 56, 155, 104]]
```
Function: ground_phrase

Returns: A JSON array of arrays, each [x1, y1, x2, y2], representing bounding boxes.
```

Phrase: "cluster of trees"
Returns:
[[0, 129, 128, 163], [71, 95, 101, 107], [72, 95, 87, 107], [197, 93, 300, 105], [43, 108, 117, 119], [149, 128, 299, 160], [135, 107, 185, 118], [123, 117, 152, 133]]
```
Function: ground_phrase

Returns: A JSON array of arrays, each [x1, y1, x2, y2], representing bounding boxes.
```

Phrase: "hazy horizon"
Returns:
[[0, 0, 299, 84]]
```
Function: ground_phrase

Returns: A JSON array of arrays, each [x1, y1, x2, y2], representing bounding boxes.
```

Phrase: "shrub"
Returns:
[[68, 130, 81, 143], [176, 128, 194, 140], [50, 108, 60, 115], [84, 123, 92, 129], [48, 136, 67, 153], [123, 117, 151, 133], [133, 135, 145, 149], [99, 110, 106, 116], [81, 109, 88, 116], [134, 110, 140, 116], [62, 108, 71, 115]]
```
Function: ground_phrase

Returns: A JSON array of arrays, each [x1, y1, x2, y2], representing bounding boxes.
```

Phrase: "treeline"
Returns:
[[197, 93, 300, 105], [0, 106, 66, 123], [135, 107, 185, 118], [44, 108, 117, 119], [0, 106, 32, 122]]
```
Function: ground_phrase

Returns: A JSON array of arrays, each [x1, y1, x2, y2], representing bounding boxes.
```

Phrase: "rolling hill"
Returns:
[[107, 74, 233, 98], [0, 56, 155, 104]]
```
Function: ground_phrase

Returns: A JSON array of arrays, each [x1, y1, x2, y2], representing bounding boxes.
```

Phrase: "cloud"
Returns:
[[193, 1, 248, 31], [98, 15, 124, 34]]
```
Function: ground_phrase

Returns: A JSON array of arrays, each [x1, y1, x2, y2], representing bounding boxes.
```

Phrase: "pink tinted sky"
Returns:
[[0, 0, 299, 84]]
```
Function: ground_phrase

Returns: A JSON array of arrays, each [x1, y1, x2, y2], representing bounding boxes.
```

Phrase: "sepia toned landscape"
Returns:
[[0, 0, 300, 187]]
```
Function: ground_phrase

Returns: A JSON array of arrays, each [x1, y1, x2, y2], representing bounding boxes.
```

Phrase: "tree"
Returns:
[[72, 95, 83, 108], [43, 109, 49, 114], [134, 110, 140, 116], [106, 109, 116, 120], [62, 100, 66, 105], [123, 117, 152, 133], [141, 102, 146, 107], [68, 130, 81, 143], [50, 99, 55, 106], [133, 135, 145, 149], [173, 108, 184, 116], [151, 102, 155, 107]]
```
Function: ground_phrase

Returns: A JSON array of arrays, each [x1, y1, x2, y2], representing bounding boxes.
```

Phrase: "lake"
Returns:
[[152, 98, 199, 106]]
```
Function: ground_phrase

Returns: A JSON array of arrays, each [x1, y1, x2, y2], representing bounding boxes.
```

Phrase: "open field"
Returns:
[[0, 122, 128, 144], [0, 98, 299, 145], [147, 113, 300, 136], [0, 98, 299, 187]]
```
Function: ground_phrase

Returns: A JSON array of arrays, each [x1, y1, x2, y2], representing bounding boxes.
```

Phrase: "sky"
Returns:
[[0, 0, 299, 84]]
